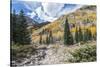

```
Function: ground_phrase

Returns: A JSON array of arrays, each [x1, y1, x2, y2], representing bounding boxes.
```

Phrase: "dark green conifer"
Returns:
[[64, 18, 74, 45], [75, 26, 79, 43], [39, 32, 42, 44], [12, 10, 31, 45]]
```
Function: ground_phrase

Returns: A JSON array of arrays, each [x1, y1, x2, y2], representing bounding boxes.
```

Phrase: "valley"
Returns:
[[11, 5, 96, 67]]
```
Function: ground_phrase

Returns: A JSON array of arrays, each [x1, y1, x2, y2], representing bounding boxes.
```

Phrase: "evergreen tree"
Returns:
[[83, 30, 88, 42], [11, 10, 17, 43], [93, 31, 96, 40], [78, 26, 83, 42], [69, 34, 74, 45], [87, 29, 92, 41], [12, 10, 31, 45], [75, 26, 84, 43], [39, 32, 42, 44], [46, 34, 49, 44], [75, 26, 79, 43], [64, 18, 74, 45], [87, 18, 90, 23], [49, 30, 53, 44], [83, 29, 92, 42]]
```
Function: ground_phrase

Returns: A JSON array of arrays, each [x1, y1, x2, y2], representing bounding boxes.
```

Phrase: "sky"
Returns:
[[11, 0, 83, 23]]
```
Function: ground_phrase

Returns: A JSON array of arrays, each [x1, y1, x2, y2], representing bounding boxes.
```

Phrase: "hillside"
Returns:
[[11, 13, 50, 33], [31, 5, 96, 44]]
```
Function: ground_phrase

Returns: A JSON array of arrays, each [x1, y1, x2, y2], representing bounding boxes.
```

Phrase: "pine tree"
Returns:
[[75, 26, 84, 43], [49, 30, 53, 44], [83, 30, 87, 42], [64, 18, 74, 45], [11, 9, 17, 43], [46, 34, 49, 44], [78, 26, 83, 42], [87, 18, 90, 23], [83, 29, 92, 42], [93, 31, 96, 40], [88, 30, 92, 40], [12, 10, 31, 45], [75, 26, 79, 43], [69, 34, 74, 45], [87, 29, 92, 41], [39, 32, 42, 44]]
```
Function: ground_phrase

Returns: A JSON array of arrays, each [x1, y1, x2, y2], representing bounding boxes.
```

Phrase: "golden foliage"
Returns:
[[89, 26, 96, 36]]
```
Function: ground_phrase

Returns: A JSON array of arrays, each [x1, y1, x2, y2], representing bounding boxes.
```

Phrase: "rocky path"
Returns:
[[12, 44, 76, 67], [12, 41, 96, 67], [12, 47, 47, 66], [12, 44, 72, 67]]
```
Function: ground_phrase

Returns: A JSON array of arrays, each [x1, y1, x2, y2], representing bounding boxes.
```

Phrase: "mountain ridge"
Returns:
[[31, 5, 96, 44]]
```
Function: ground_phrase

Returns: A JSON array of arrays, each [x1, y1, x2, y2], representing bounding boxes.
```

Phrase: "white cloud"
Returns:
[[23, 2, 83, 22], [34, 6, 57, 22], [58, 5, 83, 16], [41, 2, 64, 17]]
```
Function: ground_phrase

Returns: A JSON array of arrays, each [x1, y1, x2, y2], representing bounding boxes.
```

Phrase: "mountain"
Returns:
[[80, 5, 96, 11], [24, 16, 50, 30], [31, 5, 96, 44], [11, 13, 50, 31], [12, 1, 84, 23], [25, 16, 37, 26]]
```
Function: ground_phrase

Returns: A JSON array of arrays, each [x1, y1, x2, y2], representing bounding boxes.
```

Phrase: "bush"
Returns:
[[11, 44, 36, 61], [69, 44, 96, 62]]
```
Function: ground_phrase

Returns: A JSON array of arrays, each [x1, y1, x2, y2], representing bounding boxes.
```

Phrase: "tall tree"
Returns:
[[83, 29, 87, 42], [87, 29, 92, 41], [39, 32, 42, 44], [49, 30, 53, 44], [83, 28, 92, 42], [78, 26, 83, 42], [64, 18, 74, 45], [75, 26, 79, 43], [11, 9, 17, 43], [46, 34, 49, 44], [12, 10, 31, 45]]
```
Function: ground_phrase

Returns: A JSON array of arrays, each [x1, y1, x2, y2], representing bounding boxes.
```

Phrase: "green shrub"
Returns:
[[69, 45, 96, 62], [11, 44, 36, 61]]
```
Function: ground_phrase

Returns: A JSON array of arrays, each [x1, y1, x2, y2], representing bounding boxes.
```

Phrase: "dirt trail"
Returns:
[[12, 41, 96, 67]]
